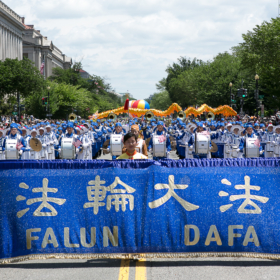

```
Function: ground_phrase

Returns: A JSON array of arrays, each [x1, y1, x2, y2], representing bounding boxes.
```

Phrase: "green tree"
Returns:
[[149, 91, 172, 110], [0, 57, 45, 98], [25, 81, 92, 119], [233, 17, 280, 109], [49, 62, 122, 112], [165, 57, 204, 105]]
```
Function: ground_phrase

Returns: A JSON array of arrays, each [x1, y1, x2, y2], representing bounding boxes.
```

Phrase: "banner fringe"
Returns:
[[1, 252, 280, 264]]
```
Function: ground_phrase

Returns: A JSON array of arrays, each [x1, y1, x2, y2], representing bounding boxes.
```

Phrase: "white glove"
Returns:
[[272, 141, 275, 145], [19, 150, 23, 156], [50, 141, 54, 145], [107, 148, 110, 152], [189, 145, 193, 150], [236, 149, 240, 152], [42, 144, 46, 148], [260, 150, 264, 155], [76, 148, 79, 154], [58, 148, 61, 153], [149, 148, 152, 152]]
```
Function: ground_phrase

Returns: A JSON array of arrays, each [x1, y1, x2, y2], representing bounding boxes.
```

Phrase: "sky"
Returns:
[[4, 0, 278, 100]]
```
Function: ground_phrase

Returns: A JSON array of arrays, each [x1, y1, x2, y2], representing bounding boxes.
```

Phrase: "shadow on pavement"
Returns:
[[1, 259, 280, 269]]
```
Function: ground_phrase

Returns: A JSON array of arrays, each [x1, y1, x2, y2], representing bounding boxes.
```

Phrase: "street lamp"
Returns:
[[229, 82, 233, 107], [255, 74, 259, 117]]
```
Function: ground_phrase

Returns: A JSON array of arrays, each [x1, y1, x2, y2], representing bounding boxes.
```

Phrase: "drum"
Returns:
[[274, 143, 280, 156], [110, 134, 123, 156], [5, 139, 18, 159], [245, 137, 259, 158], [266, 142, 274, 152], [195, 133, 210, 154], [61, 138, 75, 159], [153, 135, 166, 157], [231, 145, 239, 158]]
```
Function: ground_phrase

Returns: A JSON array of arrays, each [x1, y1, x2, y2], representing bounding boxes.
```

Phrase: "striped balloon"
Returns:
[[130, 100, 150, 109]]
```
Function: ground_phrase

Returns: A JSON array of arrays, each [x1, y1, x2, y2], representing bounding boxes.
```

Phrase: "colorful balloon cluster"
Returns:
[[89, 103, 237, 120]]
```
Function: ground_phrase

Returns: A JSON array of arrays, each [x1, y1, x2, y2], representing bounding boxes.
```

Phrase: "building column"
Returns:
[[0, 25, 2, 61], [19, 37, 22, 60], [5, 27, 7, 59], [8, 30, 11, 58]]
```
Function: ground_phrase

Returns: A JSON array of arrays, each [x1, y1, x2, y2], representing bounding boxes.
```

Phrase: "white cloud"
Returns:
[[3, 0, 277, 100]]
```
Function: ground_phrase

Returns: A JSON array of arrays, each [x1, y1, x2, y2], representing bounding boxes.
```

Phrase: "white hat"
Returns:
[[30, 129, 38, 135], [274, 125, 280, 132], [231, 125, 243, 136]]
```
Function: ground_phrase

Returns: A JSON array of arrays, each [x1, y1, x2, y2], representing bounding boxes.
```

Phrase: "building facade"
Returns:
[[23, 24, 72, 78], [0, 1, 25, 61], [0, 1, 72, 78]]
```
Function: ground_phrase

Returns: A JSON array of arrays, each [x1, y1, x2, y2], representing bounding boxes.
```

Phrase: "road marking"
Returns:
[[135, 259, 147, 280], [118, 259, 130, 280]]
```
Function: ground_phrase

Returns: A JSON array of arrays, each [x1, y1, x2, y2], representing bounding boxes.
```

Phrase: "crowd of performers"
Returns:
[[0, 115, 280, 160]]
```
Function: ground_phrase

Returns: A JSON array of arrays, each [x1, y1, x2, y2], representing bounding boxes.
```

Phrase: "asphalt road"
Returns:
[[1, 257, 280, 280]]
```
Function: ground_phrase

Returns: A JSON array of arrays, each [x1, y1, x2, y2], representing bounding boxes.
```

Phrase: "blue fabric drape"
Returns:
[[1, 158, 280, 170]]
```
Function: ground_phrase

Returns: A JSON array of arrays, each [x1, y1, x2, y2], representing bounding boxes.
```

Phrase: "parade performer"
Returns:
[[76, 126, 90, 160], [20, 127, 31, 160], [148, 121, 171, 160], [5, 123, 26, 159], [223, 123, 232, 158], [188, 123, 212, 159], [240, 125, 263, 158], [107, 122, 126, 160], [37, 127, 48, 160], [45, 124, 58, 160], [28, 128, 41, 160], [273, 126, 280, 157], [0, 129, 6, 160], [58, 122, 79, 160], [263, 123, 275, 158], [229, 125, 244, 158], [117, 132, 148, 160]]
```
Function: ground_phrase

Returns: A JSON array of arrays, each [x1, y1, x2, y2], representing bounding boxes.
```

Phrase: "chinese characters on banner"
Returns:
[[17, 175, 268, 218]]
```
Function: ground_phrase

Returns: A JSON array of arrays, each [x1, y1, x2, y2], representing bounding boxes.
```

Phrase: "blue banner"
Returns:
[[1, 158, 280, 262]]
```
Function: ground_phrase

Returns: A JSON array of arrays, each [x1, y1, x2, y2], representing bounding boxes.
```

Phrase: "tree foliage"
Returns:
[[233, 17, 280, 109], [0, 57, 45, 98], [49, 62, 122, 114], [161, 17, 280, 114]]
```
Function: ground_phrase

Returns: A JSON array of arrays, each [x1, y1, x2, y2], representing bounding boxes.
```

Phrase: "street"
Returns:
[[1, 257, 280, 280]]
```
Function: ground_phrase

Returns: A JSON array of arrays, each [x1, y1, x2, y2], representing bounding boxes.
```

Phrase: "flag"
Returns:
[[158, 135, 166, 143], [201, 130, 210, 136], [254, 138, 260, 147], [73, 139, 82, 148], [16, 143, 23, 151], [40, 60, 45, 75], [124, 99, 129, 110]]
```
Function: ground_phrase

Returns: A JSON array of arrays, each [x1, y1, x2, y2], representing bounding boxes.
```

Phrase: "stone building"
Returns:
[[23, 23, 72, 78], [0, 1, 72, 78], [0, 0, 25, 61]]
